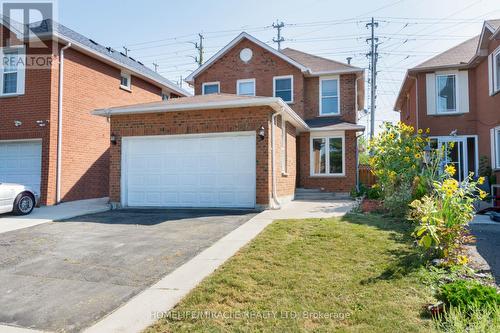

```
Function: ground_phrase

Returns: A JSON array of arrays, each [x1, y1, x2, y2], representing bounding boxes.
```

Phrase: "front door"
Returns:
[[436, 137, 468, 181]]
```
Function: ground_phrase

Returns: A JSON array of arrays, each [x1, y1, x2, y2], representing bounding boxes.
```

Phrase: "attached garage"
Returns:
[[121, 133, 256, 208], [0, 140, 42, 194]]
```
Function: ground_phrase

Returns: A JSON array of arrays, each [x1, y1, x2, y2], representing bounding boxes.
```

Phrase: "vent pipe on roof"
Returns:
[[346, 57, 352, 65]]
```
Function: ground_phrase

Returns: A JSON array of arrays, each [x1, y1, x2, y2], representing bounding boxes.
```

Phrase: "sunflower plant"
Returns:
[[368, 122, 430, 215], [408, 166, 486, 264]]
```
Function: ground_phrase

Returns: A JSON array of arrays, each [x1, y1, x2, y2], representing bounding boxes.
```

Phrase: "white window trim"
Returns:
[[120, 71, 132, 91], [202, 81, 220, 95], [309, 133, 345, 177], [273, 75, 294, 103], [280, 117, 288, 175], [0, 45, 26, 97], [319, 76, 340, 116], [493, 126, 500, 170], [493, 47, 500, 94], [236, 78, 256, 96], [435, 72, 459, 114]]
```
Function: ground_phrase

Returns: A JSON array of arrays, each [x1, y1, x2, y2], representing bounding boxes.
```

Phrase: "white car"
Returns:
[[0, 183, 39, 215]]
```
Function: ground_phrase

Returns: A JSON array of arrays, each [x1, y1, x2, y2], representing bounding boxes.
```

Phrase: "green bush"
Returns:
[[434, 303, 500, 333], [438, 280, 500, 312]]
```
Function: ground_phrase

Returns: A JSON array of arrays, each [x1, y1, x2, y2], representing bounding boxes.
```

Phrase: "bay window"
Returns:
[[311, 136, 344, 176], [1, 46, 25, 96], [319, 77, 340, 115]]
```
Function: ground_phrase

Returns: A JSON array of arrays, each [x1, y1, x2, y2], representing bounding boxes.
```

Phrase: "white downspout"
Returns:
[[270, 111, 281, 209], [56, 42, 72, 204]]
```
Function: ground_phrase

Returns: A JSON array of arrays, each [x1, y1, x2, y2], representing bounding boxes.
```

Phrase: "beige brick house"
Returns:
[[95, 32, 365, 209], [0, 18, 189, 205]]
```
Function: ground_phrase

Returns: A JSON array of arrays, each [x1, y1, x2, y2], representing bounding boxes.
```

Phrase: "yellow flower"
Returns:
[[404, 156, 410, 163], [478, 177, 485, 185], [479, 190, 487, 199], [418, 129, 423, 134], [446, 189, 453, 197], [405, 146, 411, 153], [445, 164, 456, 176], [457, 255, 468, 265], [426, 128, 430, 134], [411, 164, 416, 169], [388, 133, 395, 140], [414, 153, 421, 159]]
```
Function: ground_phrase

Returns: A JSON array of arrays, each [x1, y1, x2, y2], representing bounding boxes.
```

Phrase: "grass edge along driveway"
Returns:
[[145, 214, 435, 333]]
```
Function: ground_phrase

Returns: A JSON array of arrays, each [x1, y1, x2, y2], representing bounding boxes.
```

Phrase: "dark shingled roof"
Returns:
[[305, 118, 348, 128], [23, 19, 189, 96]]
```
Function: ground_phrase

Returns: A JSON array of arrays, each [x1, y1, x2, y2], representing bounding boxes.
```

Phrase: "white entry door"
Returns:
[[121, 132, 256, 208], [0, 140, 42, 194], [436, 137, 468, 182]]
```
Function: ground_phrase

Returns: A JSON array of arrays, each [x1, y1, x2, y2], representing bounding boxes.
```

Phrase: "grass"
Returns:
[[433, 305, 500, 333], [145, 213, 436, 332]]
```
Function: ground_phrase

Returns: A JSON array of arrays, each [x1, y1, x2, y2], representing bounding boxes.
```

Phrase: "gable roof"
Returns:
[[185, 32, 363, 83], [1, 17, 190, 96], [412, 35, 479, 71], [281, 48, 362, 74]]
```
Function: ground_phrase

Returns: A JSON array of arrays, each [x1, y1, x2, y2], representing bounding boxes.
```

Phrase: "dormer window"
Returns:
[[120, 72, 131, 91]]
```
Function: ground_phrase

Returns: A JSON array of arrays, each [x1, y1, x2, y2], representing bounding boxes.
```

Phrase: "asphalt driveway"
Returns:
[[0, 209, 256, 332], [471, 221, 500, 284]]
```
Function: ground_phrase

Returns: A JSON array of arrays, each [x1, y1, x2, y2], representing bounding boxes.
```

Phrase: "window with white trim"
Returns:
[[494, 49, 500, 92], [436, 74, 457, 113], [273, 75, 293, 103], [319, 77, 339, 115], [311, 136, 344, 176], [1, 46, 25, 96], [236, 78, 255, 96], [120, 72, 131, 90], [493, 126, 500, 170], [202, 82, 220, 95]]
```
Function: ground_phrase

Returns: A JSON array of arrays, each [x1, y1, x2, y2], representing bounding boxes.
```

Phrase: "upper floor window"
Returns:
[[120, 72, 131, 91], [493, 48, 500, 93], [236, 78, 255, 96], [1, 46, 25, 96], [319, 77, 340, 116], [273, 75, 293, 103], [161, 92, 169, 101], [202, 82, 220, 95], [436, 74, 457, 113]]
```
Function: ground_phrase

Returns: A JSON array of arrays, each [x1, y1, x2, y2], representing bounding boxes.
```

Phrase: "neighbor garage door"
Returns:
[[0, 140, 42, 194], [122, 132, 256, 208]]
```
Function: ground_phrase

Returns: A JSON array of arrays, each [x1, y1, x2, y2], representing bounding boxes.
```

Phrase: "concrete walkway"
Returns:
[[84, 199, 354, 333], [0, 198, 110, 234]]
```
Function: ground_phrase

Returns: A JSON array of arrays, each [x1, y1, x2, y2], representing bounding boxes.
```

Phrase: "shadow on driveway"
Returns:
[[470, 223, 500, 284]]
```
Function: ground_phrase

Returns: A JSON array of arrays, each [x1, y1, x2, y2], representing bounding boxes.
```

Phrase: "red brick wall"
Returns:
[[193, 38, 306, 118], [108, 106, 288, 207], [297, 130, 357, 192], [275, 116, 297, 198], [58, 46, 163, 204], [304, 74, 357, 122]]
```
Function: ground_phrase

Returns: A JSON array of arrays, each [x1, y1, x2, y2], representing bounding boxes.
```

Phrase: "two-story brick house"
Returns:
[[94, 32, 365, 209], [0, 18, 189, 205], [394, 19, 500, 183]]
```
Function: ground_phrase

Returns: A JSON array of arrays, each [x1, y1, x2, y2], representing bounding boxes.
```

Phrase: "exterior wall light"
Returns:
[[110, 133, 117, 145], [258, 126, 265, 141]]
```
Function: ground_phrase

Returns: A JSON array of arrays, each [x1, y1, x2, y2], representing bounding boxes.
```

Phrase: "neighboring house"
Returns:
[[0, 18, 189, 205], [394, 19, 500, 183], [93, 32, 365, 209]]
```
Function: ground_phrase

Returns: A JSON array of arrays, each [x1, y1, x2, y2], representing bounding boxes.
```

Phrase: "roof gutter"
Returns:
[[56, 42, 72, 204]]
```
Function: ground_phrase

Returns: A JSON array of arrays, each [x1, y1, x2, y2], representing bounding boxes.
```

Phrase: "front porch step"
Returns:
[[294, 188, 350, 201]]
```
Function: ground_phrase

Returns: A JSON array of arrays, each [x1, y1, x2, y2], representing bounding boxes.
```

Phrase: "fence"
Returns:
[[359, 164, 377, 187]]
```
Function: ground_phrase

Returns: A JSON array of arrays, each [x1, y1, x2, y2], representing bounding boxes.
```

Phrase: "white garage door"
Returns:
[[122, 132, 256, 208], [0, 140, 42, 194]]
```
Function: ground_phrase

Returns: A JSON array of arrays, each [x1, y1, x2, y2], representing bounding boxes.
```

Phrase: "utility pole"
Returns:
[[366, 17, 379, 139], [190, 33, 204, 67], [152, 62, 159, 72], [272, 20, 285, 50], [179, 75, 183, 88], [123, 46, 131, 56]]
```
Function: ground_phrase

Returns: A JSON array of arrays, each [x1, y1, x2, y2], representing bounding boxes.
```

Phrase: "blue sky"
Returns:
[[57, 0, 500, 130]]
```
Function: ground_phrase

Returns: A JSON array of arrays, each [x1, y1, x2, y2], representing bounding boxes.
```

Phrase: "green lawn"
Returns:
[[145, 214, 436, 332]]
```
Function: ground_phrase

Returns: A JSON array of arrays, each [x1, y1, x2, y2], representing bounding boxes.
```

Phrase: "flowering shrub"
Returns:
[[368, 122, 430, 215], [408, 166, 486, 264]]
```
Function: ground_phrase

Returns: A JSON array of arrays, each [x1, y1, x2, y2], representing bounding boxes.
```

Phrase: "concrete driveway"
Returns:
[[0, 209, 256, 332]]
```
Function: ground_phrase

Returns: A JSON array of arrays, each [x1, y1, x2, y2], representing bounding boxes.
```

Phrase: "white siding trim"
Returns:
[[457, 70, 469, 114], [488, 53, 494, 96], [425, 73, 436, 115]]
